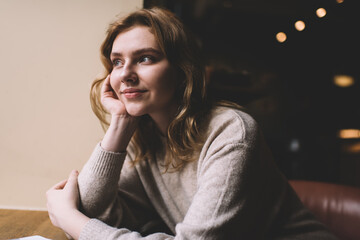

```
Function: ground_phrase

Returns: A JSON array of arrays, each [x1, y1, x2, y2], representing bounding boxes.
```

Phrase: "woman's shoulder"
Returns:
[[203, 104, 260, 143], [208, 104, 259, 131], [210, 104, 256, 123]]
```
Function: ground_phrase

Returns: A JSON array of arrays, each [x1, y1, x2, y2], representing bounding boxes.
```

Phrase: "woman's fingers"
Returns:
[[51, 179, 68, 190], [100, 74, 128, 116], [48, 170, 78, 192], [101, 74, 116, 100], [101, 74, 110, 92], [64, 170, 79, 191]]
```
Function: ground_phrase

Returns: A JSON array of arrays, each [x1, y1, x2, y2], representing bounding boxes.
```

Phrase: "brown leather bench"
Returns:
[[289, 180, 360, 240]]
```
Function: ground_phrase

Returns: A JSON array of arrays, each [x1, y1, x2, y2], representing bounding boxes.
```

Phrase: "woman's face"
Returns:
[[109, 26, 179, 118]]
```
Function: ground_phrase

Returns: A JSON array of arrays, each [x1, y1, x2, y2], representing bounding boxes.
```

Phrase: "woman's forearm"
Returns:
[[61, 209, 90, 240], [101, 115, 139, 152]]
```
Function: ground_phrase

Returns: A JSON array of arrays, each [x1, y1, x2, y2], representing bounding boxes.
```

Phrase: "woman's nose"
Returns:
[[120, 63, 138, 84]]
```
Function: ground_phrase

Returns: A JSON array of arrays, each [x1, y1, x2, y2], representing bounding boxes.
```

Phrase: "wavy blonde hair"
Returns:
[[90, 7, 215, 170]]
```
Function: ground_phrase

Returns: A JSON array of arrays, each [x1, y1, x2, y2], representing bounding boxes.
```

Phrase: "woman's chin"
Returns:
[[125, 108, 146, 117]]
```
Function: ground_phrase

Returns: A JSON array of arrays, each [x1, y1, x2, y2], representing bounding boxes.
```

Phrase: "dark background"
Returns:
[[144, 0, 360, 187]]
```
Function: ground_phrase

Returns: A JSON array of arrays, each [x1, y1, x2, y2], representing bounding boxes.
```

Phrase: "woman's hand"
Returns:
[[100, 74, 139, 152], [46, 170, 89, 240], [101, 74, 127, 117]]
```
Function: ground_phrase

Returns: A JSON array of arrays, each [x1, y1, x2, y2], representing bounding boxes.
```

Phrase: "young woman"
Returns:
[[46, 7, 338, 240]]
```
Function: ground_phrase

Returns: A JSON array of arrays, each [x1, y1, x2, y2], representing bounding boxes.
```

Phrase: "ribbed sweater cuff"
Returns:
[[88, 143, 127, 178], [79, 218, 108, 240], [79, 218, 131, 240]]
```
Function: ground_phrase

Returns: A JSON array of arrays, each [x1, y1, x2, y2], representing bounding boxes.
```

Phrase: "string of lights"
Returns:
[[275, 0, 345, 43], [275, 0, 356, 88]]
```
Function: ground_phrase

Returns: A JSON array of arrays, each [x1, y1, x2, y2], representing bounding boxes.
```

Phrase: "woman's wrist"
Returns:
[[101, 114, 139, 152], [61, 209, 90, 240]]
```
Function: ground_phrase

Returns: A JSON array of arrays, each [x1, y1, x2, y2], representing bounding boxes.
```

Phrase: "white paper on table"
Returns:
[[11, 235, 51, 240]]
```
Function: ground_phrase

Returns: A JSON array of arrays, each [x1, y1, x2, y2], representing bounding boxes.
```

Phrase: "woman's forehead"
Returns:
[[112, 26, 160, 54]]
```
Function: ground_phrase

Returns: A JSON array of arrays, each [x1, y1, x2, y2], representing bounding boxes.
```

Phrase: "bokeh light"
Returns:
[[294, 20, 306, 31], [333, 75, 355, 87], [276, 32, 287, 43], [316, 8, 327, 18], [338, 129, 360, 139]]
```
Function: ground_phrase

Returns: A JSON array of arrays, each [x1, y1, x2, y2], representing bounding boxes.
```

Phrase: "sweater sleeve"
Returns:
[[78, 143, 171, 239]]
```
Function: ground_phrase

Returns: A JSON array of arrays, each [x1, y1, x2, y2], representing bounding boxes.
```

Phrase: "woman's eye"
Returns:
[[112, 59, 122, 67], [140, 56, 154, 64]]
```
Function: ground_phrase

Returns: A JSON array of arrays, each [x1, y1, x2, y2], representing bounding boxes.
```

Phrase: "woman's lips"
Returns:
[[121, 88, 147, 99]]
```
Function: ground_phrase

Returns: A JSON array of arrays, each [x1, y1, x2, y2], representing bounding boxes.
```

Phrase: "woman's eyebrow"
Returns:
[[133, 48, 162, 56], [110, 48, 162, 58]]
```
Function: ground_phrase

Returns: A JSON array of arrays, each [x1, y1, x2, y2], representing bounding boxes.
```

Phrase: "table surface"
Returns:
[[0, 208, 68, 240]]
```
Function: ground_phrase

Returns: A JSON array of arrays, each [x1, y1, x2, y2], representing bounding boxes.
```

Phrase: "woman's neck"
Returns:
[[149, 103, 179, 136]]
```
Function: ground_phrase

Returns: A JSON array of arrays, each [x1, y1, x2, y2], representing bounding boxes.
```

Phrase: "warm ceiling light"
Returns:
[[338, 129, 360, 139], [294, 20, 305, 31], [316, 8, 327, 18], [276, 32, 287, 43], [333, 74, 355, 87], [336, 0, 344, 3]]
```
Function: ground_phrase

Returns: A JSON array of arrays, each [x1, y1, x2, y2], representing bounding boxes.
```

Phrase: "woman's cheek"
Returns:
[[109, 71, 121, 90]]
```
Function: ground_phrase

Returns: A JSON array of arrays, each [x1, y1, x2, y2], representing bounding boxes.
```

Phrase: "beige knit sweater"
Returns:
[[77, 106, 337, 239]]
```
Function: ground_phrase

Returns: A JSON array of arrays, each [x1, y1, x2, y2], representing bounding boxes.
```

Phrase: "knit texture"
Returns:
[[77, 106, 338, 240]]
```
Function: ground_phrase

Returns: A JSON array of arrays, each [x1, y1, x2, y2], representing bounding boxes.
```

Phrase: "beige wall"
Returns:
[[0, 0, 143, 210]]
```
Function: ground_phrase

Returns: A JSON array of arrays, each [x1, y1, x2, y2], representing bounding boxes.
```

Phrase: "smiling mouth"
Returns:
[[121, 89, 147, 99]]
